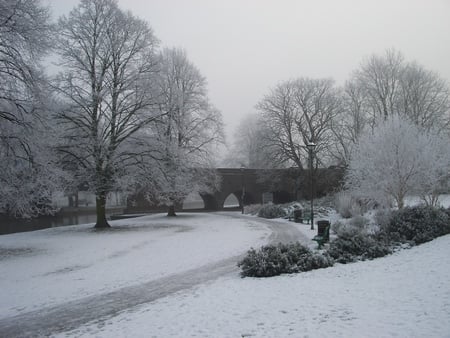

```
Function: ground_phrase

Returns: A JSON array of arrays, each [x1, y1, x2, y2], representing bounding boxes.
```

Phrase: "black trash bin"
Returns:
[[293, 209, 302, 223], [317, 220, 331, 240]]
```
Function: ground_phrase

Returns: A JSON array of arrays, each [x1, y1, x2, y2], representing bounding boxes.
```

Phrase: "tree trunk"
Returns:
[[95, 193, 110, 228], [167, 205, 177, 217]]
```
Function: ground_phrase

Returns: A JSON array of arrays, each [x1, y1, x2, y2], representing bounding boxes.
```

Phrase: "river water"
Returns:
[[0, 210, 121, 235]]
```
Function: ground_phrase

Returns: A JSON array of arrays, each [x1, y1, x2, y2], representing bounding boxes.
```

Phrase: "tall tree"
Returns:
[[351, 49, 450, 132], [257, 78, 343, 169], [397, 62, 450, 131], [353, 49, 404, 120], [333, 49, 450, 168], [0, 0, 61, 217], [329, 80, 370, 167], [143, 48, 224, 216], [54, 0, 160, 228]]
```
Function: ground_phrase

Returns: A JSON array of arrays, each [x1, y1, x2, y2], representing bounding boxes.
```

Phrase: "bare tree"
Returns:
[[143, 48, 224, 216], [54, 0, 160, 228], [353, 48, 404, 121], [333, 49, 450, 167], [351, 49, 450, 132], [397, 62, 450, 131], [257, 78, 343, 169], [330, 80, 370, 167]]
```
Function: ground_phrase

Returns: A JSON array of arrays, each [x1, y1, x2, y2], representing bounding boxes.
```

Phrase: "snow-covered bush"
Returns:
[[381, 205, 450, 245], [280, 202, 304, 219], [334, 192, 369, 218], [349, 215, 370, 229], [331, 216, 369, 237], [257, 203, 287, 219], [374, 209, 393, 230], [238, 242, 333, 277], [328, 225, 392, 264]]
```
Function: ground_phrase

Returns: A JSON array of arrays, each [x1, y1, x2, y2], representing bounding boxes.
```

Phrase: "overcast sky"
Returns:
[[46, 0, 450, 144]]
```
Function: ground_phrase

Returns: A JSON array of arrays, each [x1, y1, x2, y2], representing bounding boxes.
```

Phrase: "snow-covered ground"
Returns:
[[56, 234, 450, 338], [0, 213, 270, 318], [2, 204, 450, 337]]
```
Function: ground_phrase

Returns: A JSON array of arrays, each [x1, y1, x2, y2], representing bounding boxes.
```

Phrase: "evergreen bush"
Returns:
[[327, 226, 392, 264], [381, 205, 450, 245], [238, 242, 333, 277]]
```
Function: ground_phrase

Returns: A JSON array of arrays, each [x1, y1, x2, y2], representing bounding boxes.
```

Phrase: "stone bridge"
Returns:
[[126, 167, 343, 213]]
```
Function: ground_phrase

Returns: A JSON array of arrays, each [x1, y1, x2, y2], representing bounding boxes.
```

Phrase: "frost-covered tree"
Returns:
[[0, 0, 63, 217], [0, 111, 69, 217], [142, 48, 223, 216], [346, 116, 450, 208], [223, 114, 273, 168], [54, 0, 160, 228], [257, 78, 343, 169], [333, 49, 450, 168], [0, 0, 52, 126]]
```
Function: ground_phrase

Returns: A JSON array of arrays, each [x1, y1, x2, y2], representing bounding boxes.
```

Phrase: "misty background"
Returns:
[[46, 0, 450, 143]]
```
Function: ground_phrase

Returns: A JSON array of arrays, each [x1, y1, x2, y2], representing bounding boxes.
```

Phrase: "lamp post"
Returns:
[[240, 165, 246, 214], [306, 140, 316, 230]]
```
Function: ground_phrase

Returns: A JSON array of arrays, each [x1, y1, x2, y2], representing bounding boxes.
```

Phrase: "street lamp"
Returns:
[[240, 165, 246, 214], [306, 140, 316, 230]]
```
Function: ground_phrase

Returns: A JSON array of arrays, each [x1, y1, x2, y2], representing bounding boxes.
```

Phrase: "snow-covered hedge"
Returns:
[[381, 205, 450, 245], [238, 242, 333, 277], [328, 224, 392, 264], [257, 204, 287, 219]]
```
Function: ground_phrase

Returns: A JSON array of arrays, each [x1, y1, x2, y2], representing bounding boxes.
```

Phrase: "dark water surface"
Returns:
[[0, 210, 121, 235]]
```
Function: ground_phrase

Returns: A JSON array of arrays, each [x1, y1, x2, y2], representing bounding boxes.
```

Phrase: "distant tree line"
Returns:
[[0, 0, 224, 226], [227, 49, 450, 208]]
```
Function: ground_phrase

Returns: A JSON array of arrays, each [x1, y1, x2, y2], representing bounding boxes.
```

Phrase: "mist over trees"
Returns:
[[229, 48, 449, 208], [138, 48, 224, 216], [0, 0, 224, 224], [223, 114, 273, 169], [232, 49, 449, 172], [1, 0, 449, 222]]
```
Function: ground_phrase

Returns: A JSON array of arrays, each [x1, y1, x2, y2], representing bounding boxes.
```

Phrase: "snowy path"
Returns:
[[0, 214, 307, 337]]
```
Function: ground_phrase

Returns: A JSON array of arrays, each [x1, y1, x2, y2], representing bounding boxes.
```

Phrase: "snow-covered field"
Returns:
[[0, 213, 270, 318], [1, 206, 450, 337], [58, 234, 450, 338]]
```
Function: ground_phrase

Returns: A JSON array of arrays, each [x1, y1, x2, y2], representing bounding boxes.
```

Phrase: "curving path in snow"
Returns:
[[0, 213, 307, 338]]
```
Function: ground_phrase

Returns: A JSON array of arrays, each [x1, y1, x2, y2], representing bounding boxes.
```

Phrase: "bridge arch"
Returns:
[[182, 192, 205, 210], [125, 167, 343, 213], [223, 193, 239, 208]]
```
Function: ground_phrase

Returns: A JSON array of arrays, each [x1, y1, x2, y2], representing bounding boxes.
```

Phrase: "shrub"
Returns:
[[331, 216, 369, 237], [257, 203, 287, 219], [381, 205, 450, 245], [327, 225, 392, 264], [374, 208, 393, 230], [334, 192, 369, 218], [238, 242, 334, 277]]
